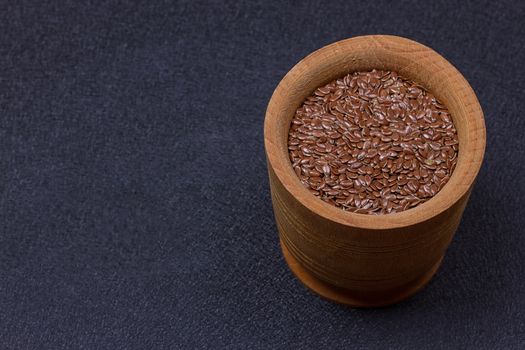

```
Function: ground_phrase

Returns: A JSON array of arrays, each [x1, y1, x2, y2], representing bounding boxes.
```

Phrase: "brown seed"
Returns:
[[316, 87, 331, 95], [300, 157, 313, 165], [366, 148, 378, 158], [363, 175, 371, 186], [435, 169, 447, 178], [397, 175, 408, 186], [340, 179, 353, 187], [407, 179, 419, 193], [340, 155, 352, 163], [337, 165, 347, 174], [288, 69, 458, 214]]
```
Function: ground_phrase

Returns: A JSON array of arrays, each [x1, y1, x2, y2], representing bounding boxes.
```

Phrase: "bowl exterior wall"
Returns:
[[269, 165, 470, 292]]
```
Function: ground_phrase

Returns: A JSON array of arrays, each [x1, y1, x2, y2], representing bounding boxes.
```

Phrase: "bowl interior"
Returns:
[[264, 35, 485, 230]]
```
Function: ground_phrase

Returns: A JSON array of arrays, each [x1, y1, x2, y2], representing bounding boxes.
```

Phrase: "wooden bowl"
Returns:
[[264, 35, 486, 307]]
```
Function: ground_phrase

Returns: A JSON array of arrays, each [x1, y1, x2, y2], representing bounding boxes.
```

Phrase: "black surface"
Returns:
[[0, 0, 524, 348]]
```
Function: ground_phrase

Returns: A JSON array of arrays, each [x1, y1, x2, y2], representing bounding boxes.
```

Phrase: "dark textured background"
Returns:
[[0, 0, 523, 348]]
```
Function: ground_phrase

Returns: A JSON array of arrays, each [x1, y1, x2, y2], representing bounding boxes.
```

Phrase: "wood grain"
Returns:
[[264, 35, 485, 307]]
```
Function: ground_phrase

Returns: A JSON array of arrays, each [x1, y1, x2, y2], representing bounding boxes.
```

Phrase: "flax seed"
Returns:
[[288, 69, 458, 214]]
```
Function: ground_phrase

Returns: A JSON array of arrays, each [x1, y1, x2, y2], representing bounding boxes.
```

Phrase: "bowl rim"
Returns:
[[264, 35, 486, 230]]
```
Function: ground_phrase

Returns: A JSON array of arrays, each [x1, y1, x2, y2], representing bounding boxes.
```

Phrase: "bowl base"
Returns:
[[280, 239, 443, 308]]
